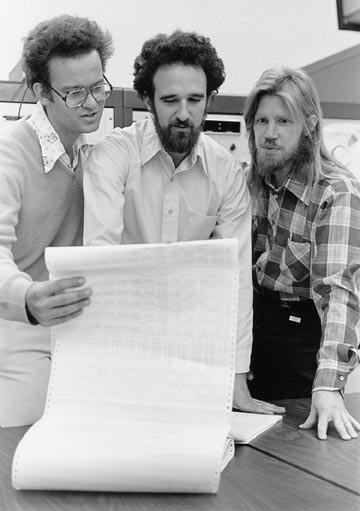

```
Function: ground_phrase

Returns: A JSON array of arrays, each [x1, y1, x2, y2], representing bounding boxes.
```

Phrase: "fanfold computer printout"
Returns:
[[12, 240, 241, 493]]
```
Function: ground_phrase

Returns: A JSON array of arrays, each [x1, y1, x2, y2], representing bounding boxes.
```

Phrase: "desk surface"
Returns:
[[0, 394, 359, 511], [253, 392, 360, 495]]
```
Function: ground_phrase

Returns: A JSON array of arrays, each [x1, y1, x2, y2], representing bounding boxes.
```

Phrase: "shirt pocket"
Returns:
[[181, 211, 218, 241], [279, 240, 311, 283]]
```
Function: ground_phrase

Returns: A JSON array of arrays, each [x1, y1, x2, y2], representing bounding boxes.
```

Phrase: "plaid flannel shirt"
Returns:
[[252, 162, 360, 392]]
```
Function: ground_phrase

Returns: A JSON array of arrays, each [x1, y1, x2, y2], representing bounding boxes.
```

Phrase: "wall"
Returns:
[[2, 0, 360, 94]]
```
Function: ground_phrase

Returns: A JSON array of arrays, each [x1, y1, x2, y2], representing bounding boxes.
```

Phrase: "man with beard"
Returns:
[[84, 30, 284, 415], [244, 67, 360, 440]]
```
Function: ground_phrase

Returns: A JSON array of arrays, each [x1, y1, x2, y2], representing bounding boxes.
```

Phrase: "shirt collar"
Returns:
[[140, 117, 163, 165], [264, 169, 312, 205], [191, 134, 208, 176], [27, 101, 88, 173], [285, 174, 313, 205], [140, 117, 208, 176]]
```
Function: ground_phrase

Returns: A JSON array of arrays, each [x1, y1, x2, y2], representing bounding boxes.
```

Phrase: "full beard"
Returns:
[[151, 109, 205, 155], [255, 132, 314, 183]]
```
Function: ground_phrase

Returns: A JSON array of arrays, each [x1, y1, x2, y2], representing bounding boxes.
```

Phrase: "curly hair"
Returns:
[[22, 14, 114, 93], [133, 30, 225, 100]]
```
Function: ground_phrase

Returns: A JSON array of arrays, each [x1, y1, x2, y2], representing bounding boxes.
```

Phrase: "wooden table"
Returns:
[[251, 393, 360, 496], [0, 394, 359, 511]]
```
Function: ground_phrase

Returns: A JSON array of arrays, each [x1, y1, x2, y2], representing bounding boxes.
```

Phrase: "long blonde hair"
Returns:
[[244, 67, 339, 201]]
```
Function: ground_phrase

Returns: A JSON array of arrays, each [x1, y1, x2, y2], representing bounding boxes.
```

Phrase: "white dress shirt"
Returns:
[[84, 118, 253, 373]]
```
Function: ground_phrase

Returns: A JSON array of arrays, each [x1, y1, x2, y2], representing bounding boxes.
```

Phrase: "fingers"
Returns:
[[43, 286, 92, 309], [299, 409, 333, 439], [299, 410, 316, 430], [332, 417, 350, 440], [333, 411, 359, 440], [30, 277, 85, 297], [234, 397, 285, 415], [42, 308, 86, 327], [318, 412, 356, 441], [271, 403, 286, 414], [26, 278, 92, 326], [316, 414, 329, 440], [349, 413, 360, 431], [299, 402, 359, 441], [254, 400, 286, 415], [233, 373, 286, 415], [46, 277, 90, 296], [39, 296, 92, 326]]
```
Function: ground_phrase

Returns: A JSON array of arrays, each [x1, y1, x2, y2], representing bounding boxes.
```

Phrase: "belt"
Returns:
[[254, 288, 314, 310]]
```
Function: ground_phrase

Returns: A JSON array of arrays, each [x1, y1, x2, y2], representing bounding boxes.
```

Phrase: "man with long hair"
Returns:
[[0, 15, 113, 426], [84, 30, 284, 416], [245, 67, 360, 440]]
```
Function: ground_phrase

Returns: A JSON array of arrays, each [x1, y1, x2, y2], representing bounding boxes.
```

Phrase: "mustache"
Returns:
[[171, 120, 192, 128], [262, 138, 281, 148]]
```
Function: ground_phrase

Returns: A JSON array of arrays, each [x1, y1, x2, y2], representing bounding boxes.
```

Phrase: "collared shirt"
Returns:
[[27, 102, 88, 172], [0, 104, 86, 425], [84, 117, 251, 245], [252, 163, 360, 391], [84, 117, 253, 373]]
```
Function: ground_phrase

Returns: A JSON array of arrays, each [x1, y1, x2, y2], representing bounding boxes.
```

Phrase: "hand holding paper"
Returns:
[[13, 240, 243, 493]]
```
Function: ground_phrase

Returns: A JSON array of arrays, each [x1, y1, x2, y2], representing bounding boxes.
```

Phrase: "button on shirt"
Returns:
[[252, 165, 360, 391], [84, 118, 250, 245], [84, 117, 253, 373]]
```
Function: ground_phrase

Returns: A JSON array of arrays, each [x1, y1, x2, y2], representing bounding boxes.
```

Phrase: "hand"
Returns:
[[25, 277, 92, 327], [233, 373, 286, 415], [299, 390, 360, 440]]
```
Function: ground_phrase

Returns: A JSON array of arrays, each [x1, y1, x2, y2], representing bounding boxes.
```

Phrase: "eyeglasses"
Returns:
[[47, 75, 113, 108]]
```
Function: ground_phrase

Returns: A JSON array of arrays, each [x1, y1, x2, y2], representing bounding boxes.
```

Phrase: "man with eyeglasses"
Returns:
[[0, 14, 113, 426]]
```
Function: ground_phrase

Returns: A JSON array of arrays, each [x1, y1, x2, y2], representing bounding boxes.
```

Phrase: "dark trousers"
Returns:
[[248, 292, 321, 400]]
